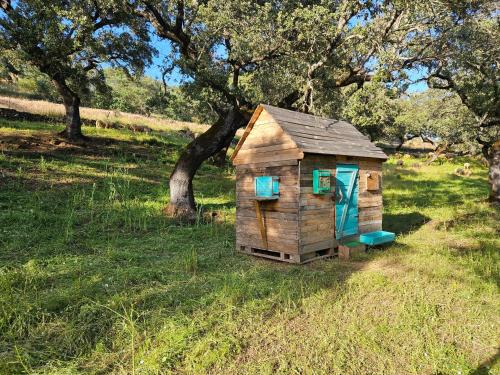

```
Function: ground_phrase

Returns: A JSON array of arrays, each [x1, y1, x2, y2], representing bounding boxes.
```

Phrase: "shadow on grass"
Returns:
[[0, 206, 360, 373], [439, 206, 500, 287], [1, 122, 496, 373], [0, 130, 234, 195], [469, 349, 499, 375], [383, 212, 430, 235], [0, 139, 360, 372]]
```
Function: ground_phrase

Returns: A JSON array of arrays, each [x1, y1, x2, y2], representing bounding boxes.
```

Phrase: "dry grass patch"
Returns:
[[0, 95, 210, 133]]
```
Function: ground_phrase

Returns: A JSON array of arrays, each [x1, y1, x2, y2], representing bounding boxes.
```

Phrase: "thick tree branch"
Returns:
[[427, 68, 474, 114], [175, 0, 185, 33], [0, 0, 11, 12], [140, 0, 194, 58]]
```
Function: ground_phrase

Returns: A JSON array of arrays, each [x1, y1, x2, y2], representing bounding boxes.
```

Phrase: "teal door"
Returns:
[[335, 164, 359, 239]]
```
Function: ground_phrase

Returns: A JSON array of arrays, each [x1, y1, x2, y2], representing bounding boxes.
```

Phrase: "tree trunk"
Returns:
[[52, 79, 85, 141], [488, 140, 500, 204], [211, 147, 228, 168], [395, 136, 405, 151], [164, 107, 249, 221]]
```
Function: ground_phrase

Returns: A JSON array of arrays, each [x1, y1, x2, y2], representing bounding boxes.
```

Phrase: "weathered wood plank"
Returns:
[[238, 142, 298, 155], [237, 209, 298, 221], [230, 105, 264, 161], [300, 238, 335, 251], [233, 149, 303, 165], [236, 234, 299, 253], [234, 159, 299, 169]]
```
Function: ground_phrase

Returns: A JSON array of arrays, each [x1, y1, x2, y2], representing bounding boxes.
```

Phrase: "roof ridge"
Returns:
[[261, 104, 340, 123], [232, 104, 388, 161]]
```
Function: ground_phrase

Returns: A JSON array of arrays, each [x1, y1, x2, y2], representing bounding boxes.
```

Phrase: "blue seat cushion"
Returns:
[[359, 231, 395, 246]]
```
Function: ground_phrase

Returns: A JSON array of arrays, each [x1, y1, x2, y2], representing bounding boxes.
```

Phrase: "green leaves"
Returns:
[[0, 0, 153, 100]]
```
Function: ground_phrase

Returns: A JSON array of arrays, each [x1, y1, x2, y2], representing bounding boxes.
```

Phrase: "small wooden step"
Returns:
[[338, 241, 366, 260]]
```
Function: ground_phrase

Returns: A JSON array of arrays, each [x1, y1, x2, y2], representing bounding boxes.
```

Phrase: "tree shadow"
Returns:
[[383, 212, 430, 235], [468, 349, 499, 375], [1, 121, 497, 373]]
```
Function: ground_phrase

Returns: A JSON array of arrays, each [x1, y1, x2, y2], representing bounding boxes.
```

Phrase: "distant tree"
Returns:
[[0, 49, 20, 83], [0, 0, 152, 140], [90, 68, 215, 122], [93, 68, 162, 115], [395, 90, 478, 151], [411, 1, 499, 203], [343, 84, 484, 152], [424, 2, 499, 157]]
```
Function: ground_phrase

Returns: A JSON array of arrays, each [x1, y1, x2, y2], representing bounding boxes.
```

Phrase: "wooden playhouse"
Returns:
[[230, 104, 393, 264]]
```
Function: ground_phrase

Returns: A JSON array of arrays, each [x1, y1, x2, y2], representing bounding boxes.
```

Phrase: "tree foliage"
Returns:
[[96, 68, 216, 122], [0, 0, 153, 139], [402, 0, 499, 156], [1, 0, 498, 211], [131, 0, 454, 219], [341, 81, 400, 141]]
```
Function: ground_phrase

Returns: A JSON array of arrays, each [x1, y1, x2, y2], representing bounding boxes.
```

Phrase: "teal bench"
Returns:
[[359, 231, 395, 246]]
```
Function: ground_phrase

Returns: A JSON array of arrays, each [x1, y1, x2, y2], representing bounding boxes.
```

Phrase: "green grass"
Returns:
[[0, 118, 498, 375]]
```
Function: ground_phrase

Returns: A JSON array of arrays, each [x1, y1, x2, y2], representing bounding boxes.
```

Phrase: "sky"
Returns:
[[144, 35, 429, 93], [405, 69, 429, 93], [143, 36, 181, 84]]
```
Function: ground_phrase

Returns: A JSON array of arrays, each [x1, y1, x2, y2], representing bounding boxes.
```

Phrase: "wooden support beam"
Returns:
[[254, 200, 268, 249]]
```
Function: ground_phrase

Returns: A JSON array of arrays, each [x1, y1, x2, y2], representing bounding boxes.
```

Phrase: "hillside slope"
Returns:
[[0, 118, 498, 374], [0, 95, 209, 134]]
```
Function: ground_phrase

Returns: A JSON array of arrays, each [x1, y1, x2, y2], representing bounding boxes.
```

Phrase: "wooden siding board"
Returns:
[[298, 154, 336, 252], [234, 116, 302, 255], [297, 153, 384, 253]]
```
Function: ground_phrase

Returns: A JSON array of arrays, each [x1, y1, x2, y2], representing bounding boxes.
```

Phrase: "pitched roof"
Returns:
[[232, 104, 388, 161]]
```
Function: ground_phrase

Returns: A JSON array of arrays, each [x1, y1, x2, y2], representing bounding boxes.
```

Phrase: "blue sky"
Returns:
[[145, 36, 428, 92], [144, 36, 182, 84], [407, 80, 428, 93], [405, 69, 429, 93]]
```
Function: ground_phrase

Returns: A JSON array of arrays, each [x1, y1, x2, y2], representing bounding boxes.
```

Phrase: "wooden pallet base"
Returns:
[[238, 244, 337, 264]]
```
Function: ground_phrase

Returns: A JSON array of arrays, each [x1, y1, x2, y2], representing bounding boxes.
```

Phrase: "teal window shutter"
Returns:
[[313, 169, 331, 194], [255, 176, 279, 198], [272, 176, 279, 195]]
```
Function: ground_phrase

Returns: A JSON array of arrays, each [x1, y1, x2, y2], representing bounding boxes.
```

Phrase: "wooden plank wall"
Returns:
[[357, 157, 383, 234], [299, 154, 336, 254], [298, 154, 384, 255], [233, 110, 303, 166], [233, 108, 384, 258], [234, 112, 302, 254], [235, 163, 299, 253]]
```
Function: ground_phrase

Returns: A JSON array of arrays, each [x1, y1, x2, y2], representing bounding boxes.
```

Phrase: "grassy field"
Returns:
[[0, 119, 498, 374], [0, 95, 210, 134]]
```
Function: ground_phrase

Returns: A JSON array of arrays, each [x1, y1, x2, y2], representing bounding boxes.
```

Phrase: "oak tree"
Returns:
[[0, 0, 152, 140], [134, 0, 432, 220], [408, 0, 499, 202]]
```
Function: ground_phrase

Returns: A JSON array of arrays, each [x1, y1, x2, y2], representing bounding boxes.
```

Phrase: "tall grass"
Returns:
[[0, 119, 498, 374]]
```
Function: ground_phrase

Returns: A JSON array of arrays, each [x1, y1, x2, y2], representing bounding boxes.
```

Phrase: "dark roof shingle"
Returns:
[[261, 104, 387, 160]]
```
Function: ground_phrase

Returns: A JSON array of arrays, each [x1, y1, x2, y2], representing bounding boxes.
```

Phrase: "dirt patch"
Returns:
[[0, 132, 92, 154], [0, 131, 168, 191]]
